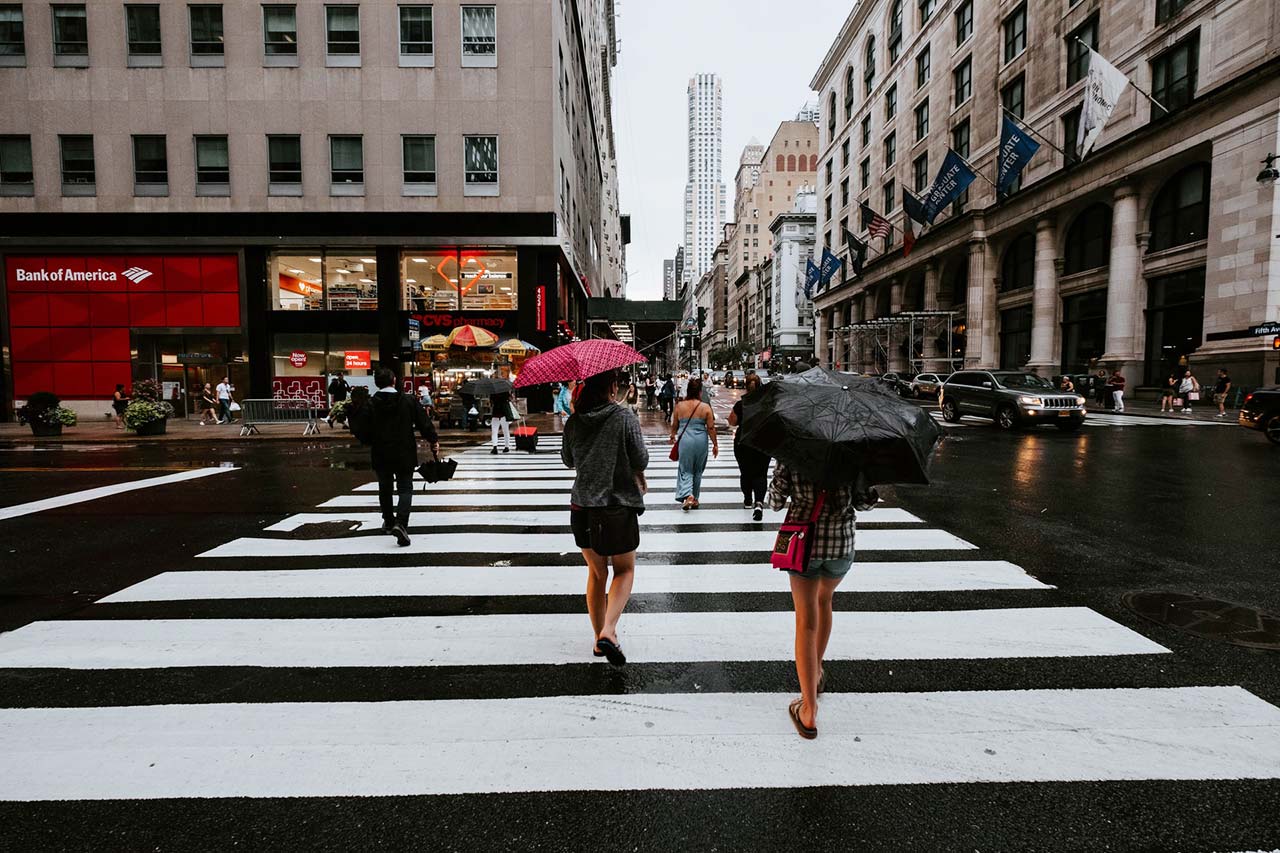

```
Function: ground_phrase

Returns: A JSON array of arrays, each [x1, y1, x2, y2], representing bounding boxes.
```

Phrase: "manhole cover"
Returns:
[[293, 520, 362, 539], [1124, 592, 1280, 651]]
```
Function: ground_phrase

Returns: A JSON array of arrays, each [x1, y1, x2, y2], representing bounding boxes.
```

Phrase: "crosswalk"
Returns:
[[927, 409, 1236, 428], [1, 430, 1278, 825]]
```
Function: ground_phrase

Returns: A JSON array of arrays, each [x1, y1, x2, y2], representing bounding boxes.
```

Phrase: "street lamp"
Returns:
[[1257, 153, 1279, 184]]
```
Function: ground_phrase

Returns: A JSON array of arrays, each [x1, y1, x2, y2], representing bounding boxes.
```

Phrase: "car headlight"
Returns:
[[1076, 396, 1087, 406], [1019, 395, 1043, 406]]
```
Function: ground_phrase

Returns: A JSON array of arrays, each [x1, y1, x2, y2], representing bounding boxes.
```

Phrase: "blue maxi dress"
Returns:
[[674, 416, 710, 501]]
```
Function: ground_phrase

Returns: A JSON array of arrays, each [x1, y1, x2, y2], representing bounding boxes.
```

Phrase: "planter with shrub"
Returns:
[[17, 392, 77, 436], [123, 379, 175, 436]]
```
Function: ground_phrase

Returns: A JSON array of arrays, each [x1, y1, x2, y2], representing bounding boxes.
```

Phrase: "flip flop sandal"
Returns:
[[593, 642, 605, 658], [595, 637, 627, 667], [788, 699, 817, 739]]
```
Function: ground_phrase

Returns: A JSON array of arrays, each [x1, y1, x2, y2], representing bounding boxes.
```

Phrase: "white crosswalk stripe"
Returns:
[[926, 410, 1235, 428]]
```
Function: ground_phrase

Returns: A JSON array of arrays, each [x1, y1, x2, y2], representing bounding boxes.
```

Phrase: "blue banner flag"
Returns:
[[997, 113, 1041, 193], [920, 149, 977, 225], [818, 247, 842, 292], [804, 258, 821, 299]]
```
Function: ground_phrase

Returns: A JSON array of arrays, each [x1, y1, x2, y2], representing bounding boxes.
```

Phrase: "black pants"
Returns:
[[376, 467, 414, 528], [734, 443, 769, 504]]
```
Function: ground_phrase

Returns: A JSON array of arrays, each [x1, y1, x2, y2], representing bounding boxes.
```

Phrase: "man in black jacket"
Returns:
[[348, 368, 439, 546]]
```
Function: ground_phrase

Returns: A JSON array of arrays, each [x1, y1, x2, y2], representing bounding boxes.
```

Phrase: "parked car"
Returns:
[[940, 370, 1088, 431], [709, 370, 727, 385], [877, 372, 914, 397], [910, 373, 950, 399], [1238, 386, 1280, 444]]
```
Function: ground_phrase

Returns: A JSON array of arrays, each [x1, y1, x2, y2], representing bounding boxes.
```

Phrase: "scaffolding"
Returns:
[[833, 310, 962, 376]]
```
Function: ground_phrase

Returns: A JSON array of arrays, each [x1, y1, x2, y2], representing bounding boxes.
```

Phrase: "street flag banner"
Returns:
[[804, 259, 821, 299], [997, 114, 1041, 192], [818, 247, 842, 291], [861, 202, 892, 240], [920, 149, 977, 225], [902, 189, 928, 258], [842, 226, 868, 276], [1077, 45, 1129, 159]]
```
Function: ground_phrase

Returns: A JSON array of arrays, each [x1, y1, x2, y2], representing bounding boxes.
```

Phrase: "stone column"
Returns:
[[966, 238, 997, 368], [1027, 217, 1060, 374], [922, 260, 940, 370], [890, 278, 904, 314], [814, 310, 826, 368], [1101, 184, 1141, 381], [887, 278, 906, 372]]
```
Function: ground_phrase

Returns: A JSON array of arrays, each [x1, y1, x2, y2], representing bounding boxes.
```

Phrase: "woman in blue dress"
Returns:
[[668, 377, 718, 511]]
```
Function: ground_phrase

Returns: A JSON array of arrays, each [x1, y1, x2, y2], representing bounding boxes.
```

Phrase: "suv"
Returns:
[[940, 370, 1087, 431], [910, 373, 949, 399], [878, 372, 913, 397], [1239, 386, 1280, 444]]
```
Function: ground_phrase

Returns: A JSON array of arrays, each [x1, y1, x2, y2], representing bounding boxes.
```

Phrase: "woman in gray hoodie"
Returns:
[[561, 370, 649, 666]]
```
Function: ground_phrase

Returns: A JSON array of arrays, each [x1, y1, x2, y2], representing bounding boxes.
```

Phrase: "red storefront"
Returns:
[[4, 254, 241, 403]]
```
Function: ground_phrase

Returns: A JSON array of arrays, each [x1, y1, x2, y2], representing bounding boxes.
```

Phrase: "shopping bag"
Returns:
[[229, 401, 242, 413]]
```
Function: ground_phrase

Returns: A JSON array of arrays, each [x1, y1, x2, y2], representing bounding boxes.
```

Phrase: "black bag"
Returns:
[[416, 452, 458, 483], [588, 506, 640, 557]]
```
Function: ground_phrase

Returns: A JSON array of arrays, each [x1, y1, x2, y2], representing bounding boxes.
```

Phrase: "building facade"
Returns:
[[811, 0, 1280, 390], [682, 72, 725, 301], [0, 0, 624, 417], [768, 189, 818, 361]]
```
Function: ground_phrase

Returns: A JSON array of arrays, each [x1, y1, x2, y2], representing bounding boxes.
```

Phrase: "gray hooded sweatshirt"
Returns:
[[561, 402, 649, 510]]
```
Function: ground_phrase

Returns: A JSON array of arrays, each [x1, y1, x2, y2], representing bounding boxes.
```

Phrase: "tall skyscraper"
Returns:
[[683, 73, 725, 299]]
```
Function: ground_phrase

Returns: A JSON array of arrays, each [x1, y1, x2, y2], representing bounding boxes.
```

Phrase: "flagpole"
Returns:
[[1075, 39, 1169, 114], [950, 150, 1000, 191], [1001, 105, 1068, 159]]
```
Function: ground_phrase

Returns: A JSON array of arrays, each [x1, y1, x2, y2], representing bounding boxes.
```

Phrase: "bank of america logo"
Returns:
[[122, 266, 154, 284]]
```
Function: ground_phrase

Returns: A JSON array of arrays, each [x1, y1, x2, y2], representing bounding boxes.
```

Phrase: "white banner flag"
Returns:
[[1076, 46, 1130, 159]]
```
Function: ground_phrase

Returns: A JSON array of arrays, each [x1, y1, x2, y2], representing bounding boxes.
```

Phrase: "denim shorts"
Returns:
[[796, 557, 854, 580]]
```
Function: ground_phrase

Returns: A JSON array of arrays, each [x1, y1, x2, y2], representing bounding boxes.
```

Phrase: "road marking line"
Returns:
[[353, 477, 742, 492], [0, 607, 1164, 669], [0, 467, 236, 521], [99, 560, 1051, 602], [320, 493, 782, 509]]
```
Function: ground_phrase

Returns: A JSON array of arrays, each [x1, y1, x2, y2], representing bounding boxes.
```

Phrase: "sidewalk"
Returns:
[[1085, 403, 1240, 423]]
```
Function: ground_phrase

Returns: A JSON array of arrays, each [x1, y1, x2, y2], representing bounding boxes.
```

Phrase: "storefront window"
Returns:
[[1144, 267, 1204, 384], [1060, 289, 1107, 374], [400, 248, 517, 311], [999, 305, 1032, 369], [271, 333, 379, 403], [270, 250, 377, 311]]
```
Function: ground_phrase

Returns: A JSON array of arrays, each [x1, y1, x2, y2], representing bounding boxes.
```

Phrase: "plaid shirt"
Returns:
[[767, 463, 874, 561]]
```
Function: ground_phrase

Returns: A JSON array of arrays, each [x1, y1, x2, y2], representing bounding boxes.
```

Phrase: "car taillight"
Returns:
[[1243, 393, 1254, 406]]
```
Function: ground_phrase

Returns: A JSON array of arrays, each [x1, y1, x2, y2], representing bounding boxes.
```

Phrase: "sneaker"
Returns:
[[382, 520, 394, 534], [391, 525, 411, 547], [490, 447, 498, 455], [744, 499, 753, 508], [752, 503, 763, 521], [502, 447, 510, 454]]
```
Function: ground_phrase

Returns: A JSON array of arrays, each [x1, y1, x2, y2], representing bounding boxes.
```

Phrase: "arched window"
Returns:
[[864, 37, 876, 94], [1000, 233, 1035, 292], [1064, 203, 1112, 274], [776, 154, 785, 171], [1149, 163, 1210, 252], [888, 0, 904, 61], [787, 154, 796, 171], [809, 154, 818, 171], [827, 91, 837, 138], [947, 263, 968, 310], [844, 65, 856, 120]]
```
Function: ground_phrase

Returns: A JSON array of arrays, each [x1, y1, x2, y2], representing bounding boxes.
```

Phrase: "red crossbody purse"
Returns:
[[771, 490, 827, 573]]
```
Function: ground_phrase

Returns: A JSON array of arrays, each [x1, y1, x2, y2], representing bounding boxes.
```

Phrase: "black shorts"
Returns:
[[570, 506, 641, 555], [570, 508, 591, 549]]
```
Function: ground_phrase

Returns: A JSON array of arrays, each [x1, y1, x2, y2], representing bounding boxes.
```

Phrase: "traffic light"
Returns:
[[1273, 335, 1280, 350], [697, 306, 707, 332]]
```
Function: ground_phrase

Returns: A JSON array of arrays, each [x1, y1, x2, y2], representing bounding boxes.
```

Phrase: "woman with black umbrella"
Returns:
[[728, 372, 769, 520]]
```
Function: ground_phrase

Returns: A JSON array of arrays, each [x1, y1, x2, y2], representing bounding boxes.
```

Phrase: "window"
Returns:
[[840, 177, 850, 207], [1156, 0, 1192, 24], [913, 153, 928, 193], [860, 157, 871, 189], [125, 5, 161, 60], [884, 132, 896, 167], [1064, 203, 1112, 274], [1148, 163, 1210, 252], [841, 139, 850, 168], [263, 5, 296, 56], [826, 158, 834, 183], [268, 135, 301, 188], [916, 46, 930, 87], [827, 92, 837, 138], [402, 135, 436, 187], [825, 195, 833, 220], [0, 5, 23, 60], [1061, 289, 1108, 374], [461, 5, 496, 64], [864, 36, 875, 94], [329, 135, 364, 185], [324, 252, 378, 310], [952, 119, 970, 213], [0, 135, 33, 194], [844, 65, 856, 121], [1151, 33, 1199, 118], [464, 135, 498, 191], [59, 134, 94, 191], [325, 5, 359, 55], [1002, 74, 1025, 119], [883, 178, 896, 213], [1066, 15, 1097, 85], [885, 84, 897, 120], [1000, 232, 1035, 291], [953, 57, 972, 106], [131, 134, 168, 191], [888, 0, 903, 62], [1062, 107, 1082, 164], [194, 135, 229, 192], [189, 5, 224, 56], [861, 115, 872, 148], [401, 249, 518, 312], [1144, 267, 1204, 383], [52, 5, 87, 56], [955, 0, 972, 46], [999, 306, 1032, 369], [919, 0, 937, 23], [1002, 3, 1026, 64], [399, 6, 433, 60], [914, 100, 929, 141]]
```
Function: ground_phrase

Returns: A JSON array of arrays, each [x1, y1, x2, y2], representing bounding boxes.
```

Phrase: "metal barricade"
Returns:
[[239, 398, 320, 436]]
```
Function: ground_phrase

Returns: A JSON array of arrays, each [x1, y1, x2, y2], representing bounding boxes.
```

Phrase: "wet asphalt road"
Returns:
[[0, 406, 1277, 852]]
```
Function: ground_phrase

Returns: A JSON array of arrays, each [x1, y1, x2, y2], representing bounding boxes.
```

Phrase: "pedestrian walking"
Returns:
[[1178, 369, 1201, 414], [623, 381, 639, 413], [489, 387, 514, 454], [1213, 369, 1232, 417], [215, 376, 235, 424], [728, 372, 769, 520], [111, 384, 128, 429], [658, 375, 675, 422], [644, 376, 657, 410], [560, 369, 649, 667], [700, 372, 714, 404], [326, 373, 350, 427], [553, 381, 572, 432], [1092, 370, 1108, 408], [1059, 376, 1075, 393], [768, 462, 877, 739], [1106, 370, 1126, 412], [1159, 374, 1178, 413], [198, 383, 219, 425], [669, 377, 718, 511], [347, 368, 439, 547]]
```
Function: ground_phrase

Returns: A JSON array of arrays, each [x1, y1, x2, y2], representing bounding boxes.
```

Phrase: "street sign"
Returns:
[[1249, 322, 1280, 336]]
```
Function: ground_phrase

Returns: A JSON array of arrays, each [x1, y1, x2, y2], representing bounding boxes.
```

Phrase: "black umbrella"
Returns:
[[782, 366, 897, 397], [738, 378, 942, 487], [458, 377, 513, 397]]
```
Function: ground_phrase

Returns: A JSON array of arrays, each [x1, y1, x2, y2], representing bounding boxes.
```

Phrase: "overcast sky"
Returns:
[[612, 0, 853, 300]]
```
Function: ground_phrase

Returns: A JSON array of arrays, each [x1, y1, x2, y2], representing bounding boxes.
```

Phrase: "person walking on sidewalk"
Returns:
[[1092, 370, 1108, 408], [728, 372, 769, 520], [111, 384, 129, 429], [553, 381, 572, 432], [670, 377, 718, 511], [658, 375, 675, 423], [1213, 369, 1233, 417], [1106, 370, 1126, 412], [1160, 374, 1178, 413], [198, 383, 219, 425], [644, 375, 657, 410], [325, 373, 350, 427], [1178, 369, 1201, 414], [561, 369, 649, 667], [348, 368, 439, 547], [489, 388, 514, 454], [215, 376, 235, 424]]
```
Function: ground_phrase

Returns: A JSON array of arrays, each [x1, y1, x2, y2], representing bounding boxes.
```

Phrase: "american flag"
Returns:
[[860, 202, 892, 240]]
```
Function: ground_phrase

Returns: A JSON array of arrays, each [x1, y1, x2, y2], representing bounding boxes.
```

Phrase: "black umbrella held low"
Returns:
[[782, 366, 898, 397], [738, 378, 942, 487], [457, 377, 513, 397]]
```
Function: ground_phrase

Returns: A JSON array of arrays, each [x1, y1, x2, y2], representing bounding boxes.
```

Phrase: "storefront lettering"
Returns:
[[15, 267, 147, 283], [536, 286, 546, 332]]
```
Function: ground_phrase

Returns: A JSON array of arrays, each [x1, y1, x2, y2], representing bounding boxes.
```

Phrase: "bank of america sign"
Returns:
[[122, 266, 154, 283], [14, 265, 154, 283]]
